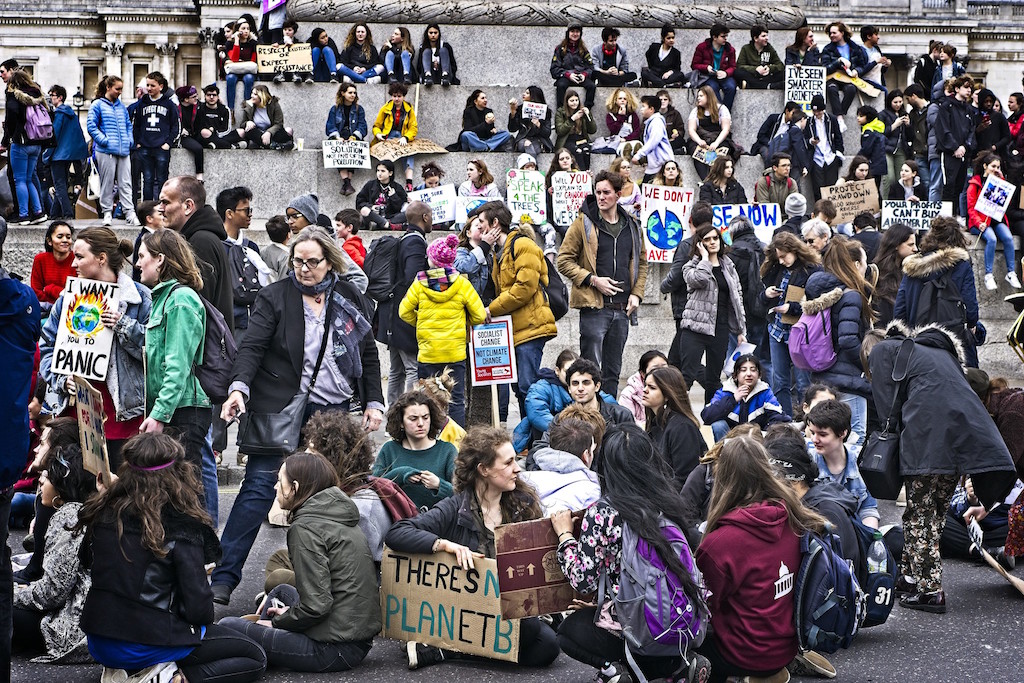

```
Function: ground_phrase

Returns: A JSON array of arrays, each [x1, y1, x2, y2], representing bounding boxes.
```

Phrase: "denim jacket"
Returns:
[[40, 272, 151, 422], [811, 442, 880, 523], [325, 103, 368, 140]]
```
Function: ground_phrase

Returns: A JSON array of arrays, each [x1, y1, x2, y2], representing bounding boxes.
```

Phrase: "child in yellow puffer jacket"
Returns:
[[399, 233, 486, 426]]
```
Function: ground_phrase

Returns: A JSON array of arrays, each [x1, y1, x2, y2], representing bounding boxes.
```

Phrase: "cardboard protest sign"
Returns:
[[73, 377, 111, 482], [322, 139, 371, 169], [455, 196, 489, 225], [470, 316, 517, 386], [976, 174, 1016, 222], [522, 101, 547, 120], [691, 146, 728, 166], [551, 171, 592, 227], [370, 138, 448, 161], [822, 180, 880, 223], [381, 549, 521, 662], [828, 71, 881, 98], [506, 169, 546, 224], [785, 65, 826, 113], [640, 184, 693, 263], [408, 184, 457, 224], [53, 277, 121, 382], [712, 203, 782, 245], [256, 43, 312, 74], [881, 200, 953, 230], [496, 516, 580, 619]]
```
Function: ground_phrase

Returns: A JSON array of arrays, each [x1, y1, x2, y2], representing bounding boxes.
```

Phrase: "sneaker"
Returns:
[[273, 73, 285, 83], [342, 75, 353, 84], [366, 75, 382, 85], [985, 273, 997, 290], [279, 141, 295, 151], [441, 73, 451, 87], [102, 212, 113, 226], [424, 78, 432, 88], [329, 75, 339, 83], [686, 653, 713, 683], [388, 72, 398, 84], [211, 583, 232, 605], [29, 213, 48, 225], [12, 216, 32, 226], [206, 142, 217, 149], [1006, 272, 1022, 289], [101, 668, 129, 683], [626, 78, 641, 87], [403, 74, 412, 85], [597, 661, 635, 683], [995, 546, 1016, 572], [304, 75, 314, 84], [124, 661, 177, 683], [125, 212, 140, 226], [899, 589, 946, 613], [236, 141, 248, 149], [837, 117, 847, 133], [406, 641, 445, 670], [292, 73, 302, 83], [788, 650, 836, 679]]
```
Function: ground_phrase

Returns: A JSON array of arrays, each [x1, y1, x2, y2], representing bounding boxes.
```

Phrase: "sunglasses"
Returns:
[[230, 206, 252, 216]]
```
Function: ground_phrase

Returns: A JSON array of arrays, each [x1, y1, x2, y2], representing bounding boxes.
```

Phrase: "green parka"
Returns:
[[145, 280, 208, 423]]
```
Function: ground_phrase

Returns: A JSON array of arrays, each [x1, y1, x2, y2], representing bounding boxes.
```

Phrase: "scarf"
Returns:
[[289, 272, 372, 378]]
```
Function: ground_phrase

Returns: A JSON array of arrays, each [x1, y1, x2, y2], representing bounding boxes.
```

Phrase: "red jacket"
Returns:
[[696, 501, 800, 672], [967, 173, 999, 231], [343, 235, 366, 268], [690, 38, 737, 77], [30, 251, 76, 304]]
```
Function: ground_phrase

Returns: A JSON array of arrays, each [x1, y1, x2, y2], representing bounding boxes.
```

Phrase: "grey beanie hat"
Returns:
[[287, 193, 320, 225], [785, 192, 807, 218]]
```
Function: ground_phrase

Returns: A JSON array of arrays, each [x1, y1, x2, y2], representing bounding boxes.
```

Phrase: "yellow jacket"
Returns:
[[399, 267, 486, 363], [371, 100, 418, 143], [489, 226, 559, 346]]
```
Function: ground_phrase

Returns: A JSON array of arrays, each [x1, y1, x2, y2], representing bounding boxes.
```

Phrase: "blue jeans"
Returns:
[[201, 426, 219, 528], [336, 64, 378, 83], [711, 420, 730, 443], [768, 335, 810, 417], [708, 76, 738, 109], [837, 391, 867, 447], [10, 143, 42, 218], [137, 146, 170, 201], [49, 159, 75, 218], [312, 46, 338, 81], [384, 50, 412, 76], [459, 130, 511, 152], [972, 223, 1015, 274], [418, 361, 467, 427], [420, 50, 452, 83], [914, 156, 931, 199], [579, 307, 630, 396], [928, 157, 943, 202], [225, 72, 255, 110], [514, 337, 547, 410]]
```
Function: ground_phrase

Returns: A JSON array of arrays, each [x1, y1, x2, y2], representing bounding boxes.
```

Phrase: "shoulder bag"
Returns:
[[859, 338, 914, 500]]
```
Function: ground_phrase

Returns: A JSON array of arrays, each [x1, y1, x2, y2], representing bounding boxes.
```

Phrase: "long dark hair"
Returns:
[[761, 230, 820, 278], [822, 236, 874, 327], [644, 366, 700, 430], [873, 223, 914, 303], [280, 451, 340, 520], [593, 425, 700, 599], [688, 223, 731, 261]]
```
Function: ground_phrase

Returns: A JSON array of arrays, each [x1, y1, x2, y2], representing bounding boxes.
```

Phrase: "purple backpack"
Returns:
[[599, 515, 709, 682], [24, 103, 53, 142], [789, 309, 838, 372]]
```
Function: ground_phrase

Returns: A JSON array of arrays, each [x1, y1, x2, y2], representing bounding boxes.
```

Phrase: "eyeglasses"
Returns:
[[230, 206, 252, 216], [292, 257, 325, 270], [285, 211, 302, 221]]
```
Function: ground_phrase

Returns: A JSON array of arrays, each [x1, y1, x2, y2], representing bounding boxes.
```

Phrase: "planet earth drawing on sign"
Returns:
[[646, 209, 683, 250], [64, 292, 107, 337]]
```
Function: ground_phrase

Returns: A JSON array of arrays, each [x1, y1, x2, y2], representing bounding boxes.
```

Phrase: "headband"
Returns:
[[129, 460, 175, 472]]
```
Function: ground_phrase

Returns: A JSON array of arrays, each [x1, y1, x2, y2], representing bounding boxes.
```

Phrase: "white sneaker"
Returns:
[[985, 273, 997, 290], [102, 212, 113, 226], [1007, 272, 1022, 289], [125, 212, 140, 226], [837, 117, 847, 133]]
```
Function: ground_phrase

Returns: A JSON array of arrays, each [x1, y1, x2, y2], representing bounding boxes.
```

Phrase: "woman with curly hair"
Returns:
[[414, 369, 465, 448], [385, 426, 559, 670], [372, 391, 457, 510], [77, 433, 266, 683], [337, 23, 384, 84]]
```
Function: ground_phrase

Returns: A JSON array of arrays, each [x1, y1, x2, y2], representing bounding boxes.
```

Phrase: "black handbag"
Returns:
[[859, 339, 914, 500], [237, 296, 333, 458]]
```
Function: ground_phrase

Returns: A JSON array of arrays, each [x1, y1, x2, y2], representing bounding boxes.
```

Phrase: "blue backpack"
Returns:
[[851, 520, 896, 628], [600, 516, 709, 683], [793, 529, 864, 654]]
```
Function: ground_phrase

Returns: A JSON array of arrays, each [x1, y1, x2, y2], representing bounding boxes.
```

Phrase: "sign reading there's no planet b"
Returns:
[[53, 277, 121, 382]]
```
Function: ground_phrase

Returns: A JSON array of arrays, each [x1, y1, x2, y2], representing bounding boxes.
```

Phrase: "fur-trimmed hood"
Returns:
[[801, 270, 846, 316], [884, 319, 966, 367], [7, 83, 44, 107], [902, 247, 970, 279]]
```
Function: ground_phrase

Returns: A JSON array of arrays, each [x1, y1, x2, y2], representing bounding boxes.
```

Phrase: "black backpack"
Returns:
[[510, 233, 568, 321], [914, 269, 966, 331], [363, 231, 425, 303], [223, 240, 262, 306], [166, 284, 237, 404], [730, 244, 767, 320]]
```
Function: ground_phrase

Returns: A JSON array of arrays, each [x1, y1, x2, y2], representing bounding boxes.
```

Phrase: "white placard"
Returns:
[[712, 203, 782, 245], [975, 174, 1015, 222], [408, 184, 458, 224], [880, 200, 953, 230], [785, 65, 826, 114], [53, 277, 121, 382], [506, 169, 546, 224], [522, 101, 547, 120], [640, 184, 694, 262], [322, 139, 371, 169], [551, 171, 592, 227]]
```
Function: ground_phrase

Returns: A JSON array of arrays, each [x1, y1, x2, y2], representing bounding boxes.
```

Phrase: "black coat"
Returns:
[[869, 324, 1015, 505], [729, 227, 767, 329], [802, 271, 871, 396], [231, 277, 383, 413], [355, 179, 407, 218], [803, 482, 863, 582], [374, 225, 427, 353], [698, 179, 748, 205], [81, 509, 220, 647], [648, 410, 707, 488], [180, 205, 235, 333]]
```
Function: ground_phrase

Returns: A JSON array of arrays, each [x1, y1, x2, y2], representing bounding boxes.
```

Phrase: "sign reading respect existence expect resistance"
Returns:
[[256, 43, 312, 74], [380, 549, 521, 662], [53, 277, 121, 382]]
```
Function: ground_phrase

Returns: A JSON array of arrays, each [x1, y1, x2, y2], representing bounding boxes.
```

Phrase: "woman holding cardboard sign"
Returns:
[[966, 152, 1020, 291], [385, 426, 560, 670]]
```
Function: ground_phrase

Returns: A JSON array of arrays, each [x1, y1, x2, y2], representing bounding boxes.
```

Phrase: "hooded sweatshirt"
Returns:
[[517, 446, 600, 514], [180, 205, 234, 331], [695, 500, 800, 672], [133, 89, 180, 148], [398, 266, 486, 364], [274, 487, 382, 643]]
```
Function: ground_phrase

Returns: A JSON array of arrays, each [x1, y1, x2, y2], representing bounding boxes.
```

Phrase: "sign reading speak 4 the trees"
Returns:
[[506, 169, 546, 224]]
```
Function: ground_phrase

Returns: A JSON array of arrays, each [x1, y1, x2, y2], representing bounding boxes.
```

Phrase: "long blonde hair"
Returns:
[[605, 88, 638, 114], [250, 84, 271, 108], [696, 85, 721, 124]]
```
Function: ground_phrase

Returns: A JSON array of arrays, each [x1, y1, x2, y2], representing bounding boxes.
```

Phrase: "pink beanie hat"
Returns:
[[427, 234, 459, 268]]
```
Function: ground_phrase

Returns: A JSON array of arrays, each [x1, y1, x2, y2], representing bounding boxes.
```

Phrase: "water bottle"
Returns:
[[866, 532, 887, 574]]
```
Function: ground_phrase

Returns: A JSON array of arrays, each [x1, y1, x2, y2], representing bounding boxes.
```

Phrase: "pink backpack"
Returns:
[[24, 103, 53, 142], [788, 309, 838, 372]]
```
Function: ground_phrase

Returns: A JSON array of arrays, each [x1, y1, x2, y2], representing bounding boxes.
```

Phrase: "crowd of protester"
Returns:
[[2, 15, 1024, 683]]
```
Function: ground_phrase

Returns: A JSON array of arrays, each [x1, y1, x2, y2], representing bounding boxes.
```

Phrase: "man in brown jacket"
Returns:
[[556, 170, 648, 395]]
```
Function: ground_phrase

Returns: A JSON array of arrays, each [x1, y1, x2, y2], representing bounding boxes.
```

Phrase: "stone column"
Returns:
[[198, 27, 218, 86], [156, 42, 178, 82], [102, 42, 124, 77]]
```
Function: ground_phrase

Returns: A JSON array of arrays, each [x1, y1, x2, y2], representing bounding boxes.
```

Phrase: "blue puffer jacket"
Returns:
[[325, 103, 368, 140], [87, 96, 133, 156], [453, 244, 492, 298], [47, 104, 89, 162], [801, 271, 871, 396], [512, 368, 616, 451]]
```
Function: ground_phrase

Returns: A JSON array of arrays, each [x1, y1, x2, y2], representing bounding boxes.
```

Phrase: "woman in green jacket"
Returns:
[[135, 229, 211, 476], [219, 451, 381, 672], [554, 89, 596, 170]]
